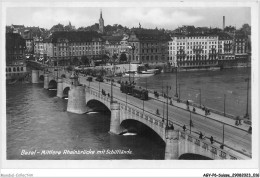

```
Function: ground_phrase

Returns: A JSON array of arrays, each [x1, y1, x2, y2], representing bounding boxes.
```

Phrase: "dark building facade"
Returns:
[[47, 31, 105, 66], [6, 33, 26, 65], [6, 33, 27, 80], [128, 28, 171, 65]]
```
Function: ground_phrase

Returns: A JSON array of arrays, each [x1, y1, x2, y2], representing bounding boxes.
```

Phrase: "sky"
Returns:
[[6, 7, 251, 30]]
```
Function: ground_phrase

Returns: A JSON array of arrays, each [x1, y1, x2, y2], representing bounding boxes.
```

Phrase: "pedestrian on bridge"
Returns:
[[190, 120, 194, 127], [169, 124, 174, 130], [182, 125, 186, 131], [210, 136, 214, 144], [248, 126, 252, 133], [199, 132, 203, 139], [156, 109, 160, 115]]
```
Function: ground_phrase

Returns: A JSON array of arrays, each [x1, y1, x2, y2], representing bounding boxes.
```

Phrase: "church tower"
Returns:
[[99, 10, 104, 34]]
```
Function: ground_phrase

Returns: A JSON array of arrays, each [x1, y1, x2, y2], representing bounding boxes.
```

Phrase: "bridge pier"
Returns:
[[44, 73, 49, 89], [57, 78, 63, 98], [67, 85, 88, 114], [109, 102, 123, 135], [31, 70, 40, 84], [165, 128, 179, 160]]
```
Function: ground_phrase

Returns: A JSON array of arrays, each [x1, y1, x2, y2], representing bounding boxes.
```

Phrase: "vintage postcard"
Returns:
[[1, 0, 259, 177]]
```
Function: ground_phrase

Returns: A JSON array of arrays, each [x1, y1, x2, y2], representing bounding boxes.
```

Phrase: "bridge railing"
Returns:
[[85, 85, 251, 160], [179, 131, 244, 160]]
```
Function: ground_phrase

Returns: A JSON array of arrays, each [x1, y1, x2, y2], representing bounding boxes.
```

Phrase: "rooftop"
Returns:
[[130, 28, 171, 41], [49, 31, 104, 43]]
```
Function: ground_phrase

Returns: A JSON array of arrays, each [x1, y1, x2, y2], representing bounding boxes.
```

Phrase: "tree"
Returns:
[[240, 24, 251, 35], [224, 26, 236, 33], [50, 23, 64, 32], [101, 54, 110, 64], [72, 57, 79, 66], [112, 53, 118, 64], [119, 53, 127, 62], [66, 65, 73, 71], [81, 55, 90, 66]]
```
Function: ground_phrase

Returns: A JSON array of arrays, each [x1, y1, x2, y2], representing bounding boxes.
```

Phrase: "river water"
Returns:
[[6, 68, 251, 160], [135, 68, 251, 117], [6, 83, 165, 160]]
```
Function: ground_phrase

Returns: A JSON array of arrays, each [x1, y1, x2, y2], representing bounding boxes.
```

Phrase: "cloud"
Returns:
[[118, 8, 204, 29], [31, 8, 97, 28]]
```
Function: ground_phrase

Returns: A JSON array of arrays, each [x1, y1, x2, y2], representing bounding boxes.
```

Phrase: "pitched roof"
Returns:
[[102, 35, 124, 45], [11, 25, 25, 29], [217, 32, 233, 40], [131, 28, 171, 41], [50, 31, 104, 43]]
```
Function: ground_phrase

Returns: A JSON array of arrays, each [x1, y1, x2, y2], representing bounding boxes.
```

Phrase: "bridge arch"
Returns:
[[39, 75, 44, 81], [86, 99, 110, 112], [121, 119, 166, 145], [179, 153, 212, 160], [48, 80, 57, 89], [63, 87, 70, 98]]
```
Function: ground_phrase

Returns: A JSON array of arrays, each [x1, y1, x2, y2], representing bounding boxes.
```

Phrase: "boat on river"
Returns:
[[123, 68, 159, 78]]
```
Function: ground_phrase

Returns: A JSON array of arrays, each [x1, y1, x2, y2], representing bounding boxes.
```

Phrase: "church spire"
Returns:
[[100, 9, 103, 19], [99, 9, 104, 34]]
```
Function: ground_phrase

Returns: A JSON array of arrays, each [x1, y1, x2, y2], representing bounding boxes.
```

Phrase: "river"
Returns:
[[135, 68, 251, 117]]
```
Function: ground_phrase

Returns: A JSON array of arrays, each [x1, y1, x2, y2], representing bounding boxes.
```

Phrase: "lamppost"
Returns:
[[110, 53, 117, 103], [129, 44, 135, 83], [199, 88, 201, 108], [178, 83, 181, 100], [220, 124, 225, 149], [166, 84, 171, 128], [189, 111, 192, 134], [244, 77, 250, 119], [142, 78, 147, 113], [174, 67, 178, 97], [224, 94, 226, 116]]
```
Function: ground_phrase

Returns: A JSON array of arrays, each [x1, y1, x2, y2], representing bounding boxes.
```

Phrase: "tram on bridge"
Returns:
[[120, 82, 148, 100]]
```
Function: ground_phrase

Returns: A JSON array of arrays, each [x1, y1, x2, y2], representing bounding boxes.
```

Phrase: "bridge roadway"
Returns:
[[77, 75, 251, 158]]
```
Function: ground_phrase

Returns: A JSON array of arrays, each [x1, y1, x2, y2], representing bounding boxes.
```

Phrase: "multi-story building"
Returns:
[[46, 31, 105, 66], [10, 24, 25, 35], [169, 33, 219, 68], [103, 34, 129, 63], [34, 37, 48, 63], [6, 33, 26, 65], [23, 27, 44, 56], [234, 31, 249, 62], [6, 33, 27, 79], [217, 32, 235, 66], [128, 28, 171, 65]]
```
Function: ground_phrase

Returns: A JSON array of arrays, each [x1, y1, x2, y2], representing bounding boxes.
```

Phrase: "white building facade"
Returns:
[[169, 34, 219, 68]]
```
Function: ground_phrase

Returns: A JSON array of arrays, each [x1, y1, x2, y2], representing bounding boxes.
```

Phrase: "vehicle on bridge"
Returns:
[[132, 87, 148, 100], [120, 82, 134, 94], [96, 75, 104, 82], [87, 77, 93, 82], [120, 83, 148, 100]]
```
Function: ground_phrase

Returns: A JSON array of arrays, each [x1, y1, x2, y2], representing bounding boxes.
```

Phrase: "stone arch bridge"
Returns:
[[31, 70, 250, 160]]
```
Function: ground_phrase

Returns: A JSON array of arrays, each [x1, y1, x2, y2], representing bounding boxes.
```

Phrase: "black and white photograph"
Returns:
[[1, 0, 259, 177]]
